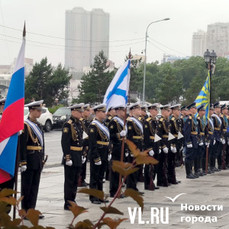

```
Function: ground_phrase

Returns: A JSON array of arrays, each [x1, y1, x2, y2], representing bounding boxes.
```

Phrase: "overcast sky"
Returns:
[[0, 0, 229, 68]]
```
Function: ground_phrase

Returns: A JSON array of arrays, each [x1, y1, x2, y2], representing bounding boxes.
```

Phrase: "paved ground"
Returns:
[[11, 131, 229, 228]]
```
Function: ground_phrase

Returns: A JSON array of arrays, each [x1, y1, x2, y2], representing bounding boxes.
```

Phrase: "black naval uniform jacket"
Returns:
[[127, 116, 143, 152], [220, 114, 228, 142], [80, 117, 90, 156], [108, 116, 126, 161], [88, 119, 109, 163], [144, 116, 158, 152], [170, 115, 179, 149], [61, 116, 83, 167], [20, 118, 45, 170], [157, 116, 170, 150]]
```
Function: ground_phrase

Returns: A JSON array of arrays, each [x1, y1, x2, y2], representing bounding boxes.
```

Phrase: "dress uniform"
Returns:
[[126, 103, 144, 193], [78, 104, 91, 187], [108, 105, 127, 197], [89, 104, 110, 204], [183, 103, 198, 179], [211, 102, 223, 171], [19, 100, 45, 218], [143, 103, 160, 190], [61, 104, 84, 210], [220, 104, 228, 169], [104, 107, 115, 181], [157, 104, 170, 186], [168, 104, 181, 184], [207, 104, 215, 173], [196, 105, 207, 176]]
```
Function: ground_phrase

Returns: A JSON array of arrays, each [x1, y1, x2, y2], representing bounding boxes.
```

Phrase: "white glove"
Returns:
[[159, 148, 162, 154], [213, 139, 216, 145], [20, 165, 27, 172], [95, 160, 102, 165], [120, 130, 127, 137], [180, 146, 184, 151], [187, 143, 193, 148], [108, 154, 112, 161], [206, 142, 210, 148], [66, 160, 73, 166], [171, 146, 177, 153], [125, 152, 129, 157], [163, 147, 169, 154], [149, 150, 154, 157], [221, 139, 226, 145], [199, 142, 204, 146], [82, 156, 86, 164]]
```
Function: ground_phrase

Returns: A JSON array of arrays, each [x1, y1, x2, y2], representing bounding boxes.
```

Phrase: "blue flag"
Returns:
[[195, 71, 210, 119]]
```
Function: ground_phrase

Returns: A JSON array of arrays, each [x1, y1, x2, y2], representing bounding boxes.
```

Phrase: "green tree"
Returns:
[[25, 58, 71, 106], [77, 51, 115, 103], [157, 63, 182, 104]]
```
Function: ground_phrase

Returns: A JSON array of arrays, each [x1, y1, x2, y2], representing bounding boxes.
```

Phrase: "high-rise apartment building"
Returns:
[[207, 22, 229, 57], [192, 23, 229, 57], [192, 30, 206, 56], [65, 7, 109, 74]]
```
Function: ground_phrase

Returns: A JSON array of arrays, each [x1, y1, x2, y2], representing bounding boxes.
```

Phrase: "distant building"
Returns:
[[192, 30, 206, 56], [65, 7, 109, 74], [0, 65, 11, 74], [162, 54, 190, 63], [192, 22, 229, 57]]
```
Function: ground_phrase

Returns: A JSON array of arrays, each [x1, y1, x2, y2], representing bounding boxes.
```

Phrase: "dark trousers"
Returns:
[[126, 155, 138, 191], [80, 161, 87, 182], [110, 160, 120, 196], [213, 141, 222, 169], [144, 165, 155, 190], [89, 160, 106, 201], [185, 147, 195, 176], [21, 169, 41, 211], [157, 152, 168, 186], [64, 165, 81, 207], [168, 151, 176, 183]]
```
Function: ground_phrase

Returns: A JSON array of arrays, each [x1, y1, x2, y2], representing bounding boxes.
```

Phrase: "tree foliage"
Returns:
[[25, 58, 71, 106]]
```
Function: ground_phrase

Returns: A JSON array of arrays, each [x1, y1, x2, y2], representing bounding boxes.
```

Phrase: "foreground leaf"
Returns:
[[78, 188, 104, 201], [102, 217, 128, 229], [0, 188, 17, 198], [0, 196, 17, 205], [135, 155, 158, 165], [124, 189, 144, 210], [112, 163, 139, 177], [68, 201, 88, 218], [75, 219, 94, 229], [100, 206, 124, 215], [112, 160, 133, 169], [26, 209, 41, 226], [126, 140, 140, 157]]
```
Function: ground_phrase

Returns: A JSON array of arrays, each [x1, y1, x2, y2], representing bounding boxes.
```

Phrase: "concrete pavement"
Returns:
[[16, 164, 229, 229]]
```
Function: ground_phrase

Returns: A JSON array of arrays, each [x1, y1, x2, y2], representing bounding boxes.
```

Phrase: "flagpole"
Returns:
[[118, 52, 131, 197], [13, 22, 26, 219]]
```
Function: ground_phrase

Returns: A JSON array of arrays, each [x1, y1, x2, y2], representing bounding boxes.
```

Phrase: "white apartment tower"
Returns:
[[192, 30, 206, 56], [65, 7, 109, 73], [207, 22, 229, 57]]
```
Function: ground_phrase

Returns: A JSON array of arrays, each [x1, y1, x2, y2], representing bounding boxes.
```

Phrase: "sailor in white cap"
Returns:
[[19, 100, 45, 218], [88, 104, 110, 204], [126, 103, 144, 195], [61, 103, 84, 210], [157, 104, 171, 187]]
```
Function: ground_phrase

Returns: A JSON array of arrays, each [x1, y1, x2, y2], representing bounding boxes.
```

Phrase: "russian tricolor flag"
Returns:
[[0, 32, 25, 184]]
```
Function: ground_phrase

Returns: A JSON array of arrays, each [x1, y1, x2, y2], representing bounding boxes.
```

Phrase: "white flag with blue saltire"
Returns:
[[103, 60, 130, 111]]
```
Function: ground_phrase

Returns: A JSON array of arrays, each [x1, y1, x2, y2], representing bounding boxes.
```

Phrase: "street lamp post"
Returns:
[[142, 18, 170, 104], [203, 49, 217, 104], [203, 49, 217, 174]]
